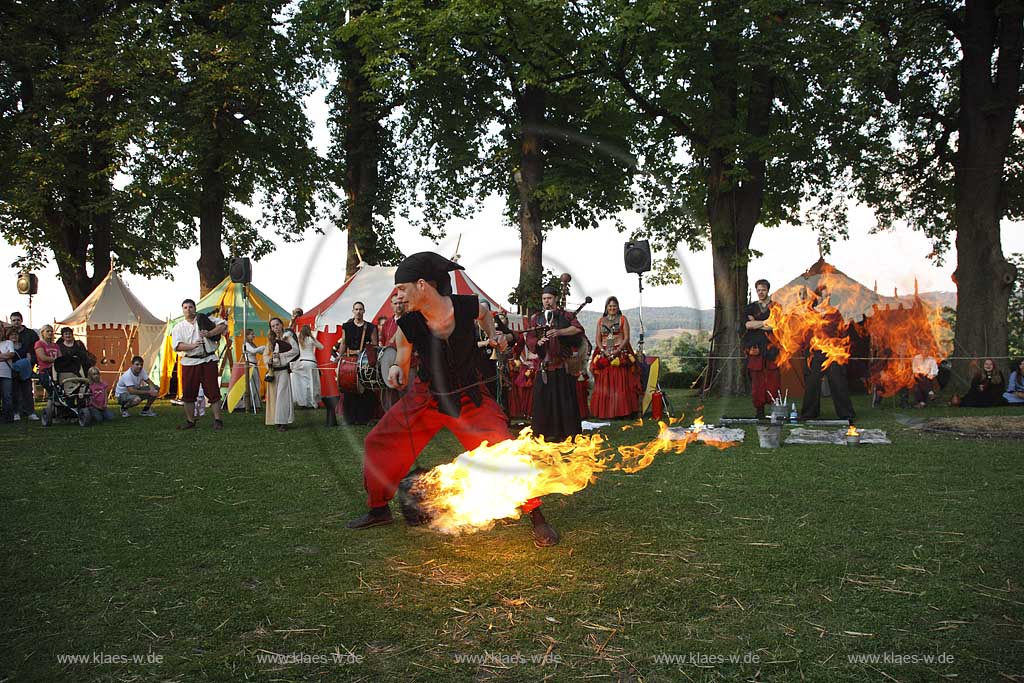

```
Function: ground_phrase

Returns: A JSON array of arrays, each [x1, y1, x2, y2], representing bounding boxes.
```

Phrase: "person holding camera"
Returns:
[[263, 317, 300, 432]]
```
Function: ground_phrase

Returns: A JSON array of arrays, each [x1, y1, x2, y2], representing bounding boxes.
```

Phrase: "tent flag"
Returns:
[[226, 362, 248, 412]]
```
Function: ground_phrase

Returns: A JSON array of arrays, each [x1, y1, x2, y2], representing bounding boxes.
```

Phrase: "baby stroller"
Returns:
[[40, 357, 92, 428]]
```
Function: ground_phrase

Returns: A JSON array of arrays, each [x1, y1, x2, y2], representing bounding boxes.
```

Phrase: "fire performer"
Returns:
[[527, 286, 584, 441], [346, 252, 560, 547], [798, 287, 856, 422], [742, 279, 782, 420]]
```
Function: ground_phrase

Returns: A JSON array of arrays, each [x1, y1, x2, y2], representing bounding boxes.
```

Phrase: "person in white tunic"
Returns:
[[263, 317, 299, 431], [291, 324, 323, 408], [243, 329, 265, 411]]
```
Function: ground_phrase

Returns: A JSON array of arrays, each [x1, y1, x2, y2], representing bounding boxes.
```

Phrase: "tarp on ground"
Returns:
[[56, 270, 165, 385], [151, 277, 291, 398]]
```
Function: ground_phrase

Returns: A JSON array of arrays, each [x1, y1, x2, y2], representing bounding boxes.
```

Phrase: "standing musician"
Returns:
[[335, 301, 378, 425], [171, 299, 227, 430], [526, 285, 584, 441], [346, 252, 560, 547]]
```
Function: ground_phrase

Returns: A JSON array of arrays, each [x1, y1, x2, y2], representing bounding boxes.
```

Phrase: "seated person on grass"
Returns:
[[115, 355, 159, 417], [1004, 358, 1024, 405], [86, 367, 113, 423]]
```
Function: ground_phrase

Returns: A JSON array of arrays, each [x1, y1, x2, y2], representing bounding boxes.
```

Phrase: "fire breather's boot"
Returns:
[[529, 508, 560, 547], [347, 505, 394, 530]]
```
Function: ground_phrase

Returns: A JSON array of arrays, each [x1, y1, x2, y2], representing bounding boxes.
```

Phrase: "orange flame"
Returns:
[[846, 425, 859, 437], [691, 416, 705, 432], [410, 424, 713, 534], [766, 293, 850, 370], [860, 298, 952, 396]]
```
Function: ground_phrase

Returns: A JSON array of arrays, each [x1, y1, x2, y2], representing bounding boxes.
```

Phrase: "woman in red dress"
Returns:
[[589, 296, 641, 419], [507, 336, 537, 419]]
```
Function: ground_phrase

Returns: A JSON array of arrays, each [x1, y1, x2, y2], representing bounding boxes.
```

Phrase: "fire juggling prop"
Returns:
[[399, 422, 732, 535]]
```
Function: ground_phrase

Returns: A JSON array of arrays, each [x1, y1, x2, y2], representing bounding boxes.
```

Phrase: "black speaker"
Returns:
[[16, 272, 38, 295], [624, 240, 652, 274], [229, 257, 252, 283]]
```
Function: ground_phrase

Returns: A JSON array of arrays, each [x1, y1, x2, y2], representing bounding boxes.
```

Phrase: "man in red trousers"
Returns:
[[346, 252, 559, 547]]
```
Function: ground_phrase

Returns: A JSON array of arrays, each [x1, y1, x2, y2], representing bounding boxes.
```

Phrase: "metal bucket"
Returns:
[[757, 424, 783, 449], [846, 434, 861, 447], [769, 405, 788, 424]]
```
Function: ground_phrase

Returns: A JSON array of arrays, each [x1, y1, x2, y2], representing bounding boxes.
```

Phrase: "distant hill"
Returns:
[[575, 306, 715, 337]]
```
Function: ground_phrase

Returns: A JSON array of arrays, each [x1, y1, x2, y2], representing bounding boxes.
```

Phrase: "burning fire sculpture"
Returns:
[[767, 262, 952, 395], [401, 423, 724, 535]]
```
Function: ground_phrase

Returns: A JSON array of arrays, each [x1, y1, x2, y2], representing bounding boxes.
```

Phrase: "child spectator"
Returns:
[[86, 367, 113, 423]]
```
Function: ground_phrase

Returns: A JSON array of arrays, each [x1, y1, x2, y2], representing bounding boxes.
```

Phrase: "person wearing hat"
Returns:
[[526, 285, 584, 441], [346, 252, 560, 547]]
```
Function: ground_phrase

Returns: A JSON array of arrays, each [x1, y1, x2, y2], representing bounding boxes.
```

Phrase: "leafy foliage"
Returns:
[[1009, 253, 1024, 359]]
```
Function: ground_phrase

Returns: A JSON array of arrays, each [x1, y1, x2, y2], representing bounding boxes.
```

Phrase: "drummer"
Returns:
[[337, 301, 379, 425]]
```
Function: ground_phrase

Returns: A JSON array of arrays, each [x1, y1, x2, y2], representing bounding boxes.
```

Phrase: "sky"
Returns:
[[3, 87, 1022, 328]]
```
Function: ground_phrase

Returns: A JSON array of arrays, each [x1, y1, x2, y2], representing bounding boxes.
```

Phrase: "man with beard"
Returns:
[[346, 252, 559, 547], [526, 286, 584, 441], [742, 279, 782, 419]]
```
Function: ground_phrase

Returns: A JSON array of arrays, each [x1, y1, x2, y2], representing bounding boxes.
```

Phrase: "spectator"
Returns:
[[53, 327, 93, 383], [115, 355, 159, 417], [959, 358, 1008, 407], [34, 325, 60, 394], [9, 311, 40, 368], [0, 328, 16, 422], [3, 326, 36, 421], [1004, 358, 1024, 405], [86, 366, 114, 423], [8, 313, 39, 420], [911, 352, 939, 408]]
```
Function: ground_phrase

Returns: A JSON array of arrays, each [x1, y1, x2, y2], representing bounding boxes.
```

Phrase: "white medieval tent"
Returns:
[[55, 270, 166, 384]]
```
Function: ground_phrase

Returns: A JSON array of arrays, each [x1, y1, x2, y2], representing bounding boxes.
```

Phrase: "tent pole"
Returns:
[[242, 283, 252, 414]]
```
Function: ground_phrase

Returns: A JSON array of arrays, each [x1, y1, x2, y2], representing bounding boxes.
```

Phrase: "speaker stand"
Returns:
[[636, 273, 645, 357]]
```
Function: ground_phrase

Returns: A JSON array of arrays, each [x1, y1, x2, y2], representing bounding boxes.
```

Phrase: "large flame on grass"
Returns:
[[411, 423, 727, 534]]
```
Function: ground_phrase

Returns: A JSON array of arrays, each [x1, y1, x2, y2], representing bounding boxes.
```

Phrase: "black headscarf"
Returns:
[[394, 252, 464, 296]]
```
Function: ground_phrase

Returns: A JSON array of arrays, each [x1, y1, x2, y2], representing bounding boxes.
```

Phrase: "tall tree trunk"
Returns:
[[703, 20, 771, 397], [516, 83, 546, 315], [50, 131, 114, 308], [950, 0, 1022, 389], [341, 17, 381, 277], [197, 152, 227, 297], [705, 185, 760, 397]]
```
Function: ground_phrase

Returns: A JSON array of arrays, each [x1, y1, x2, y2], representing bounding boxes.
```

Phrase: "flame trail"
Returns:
[[409, 422, 726, 534]]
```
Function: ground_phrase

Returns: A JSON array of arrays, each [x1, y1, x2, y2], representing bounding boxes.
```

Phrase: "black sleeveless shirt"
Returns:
[[397, 294, 483, 417]]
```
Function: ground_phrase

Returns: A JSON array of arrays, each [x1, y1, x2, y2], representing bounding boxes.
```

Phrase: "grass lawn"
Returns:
[[1, 391, 1022, 682]]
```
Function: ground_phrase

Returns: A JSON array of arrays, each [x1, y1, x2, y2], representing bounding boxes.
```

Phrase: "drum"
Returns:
[[377, 346, 398, 389], [337, 357, 363, 394], [357, 347, 384, 390]]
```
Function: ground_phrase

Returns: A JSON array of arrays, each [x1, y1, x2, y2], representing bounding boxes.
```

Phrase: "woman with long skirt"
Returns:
[[264, 317, 300, 431], [243, 329, 265, 412], [291, 324, 324, 408], [589, 296, 641, 419]]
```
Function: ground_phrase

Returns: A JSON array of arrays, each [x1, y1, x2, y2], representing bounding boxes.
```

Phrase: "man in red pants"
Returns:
[[742, 279, 782, 419], [346, 252, 560, 547]]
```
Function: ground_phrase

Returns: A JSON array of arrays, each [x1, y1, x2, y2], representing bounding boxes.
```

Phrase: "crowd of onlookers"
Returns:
[[2, 308, 1023, 426], [1, 311, 159, 424]]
